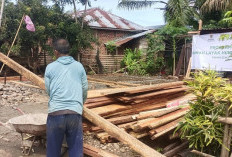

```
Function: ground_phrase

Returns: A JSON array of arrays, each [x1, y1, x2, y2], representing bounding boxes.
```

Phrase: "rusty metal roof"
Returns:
[[75, 8, 145, 31], [113, 30, 155, 47]]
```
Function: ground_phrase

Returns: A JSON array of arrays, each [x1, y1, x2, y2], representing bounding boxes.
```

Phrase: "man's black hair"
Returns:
[[53, 39, 70, 54]]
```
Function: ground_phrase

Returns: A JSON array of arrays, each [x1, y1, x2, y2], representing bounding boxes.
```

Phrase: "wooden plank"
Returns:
[[120, 87, 188, 101], [0, 52, 165, 157], [91, 104, 129, 116], [149, 118, 182, 136], [132, 107, 188, 132], [175, 45, 185, 76], [137, 107, 180, 120], [148, 107, 189, 129], [163, 141, 188, 157], [150, 123, 179, 140], [163, 141, 181, 153], [125, 81, 184, 94], [84, 143, 120, 157], [85, 99, 116, 109]]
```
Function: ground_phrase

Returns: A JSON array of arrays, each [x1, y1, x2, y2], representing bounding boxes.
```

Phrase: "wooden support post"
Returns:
[[185, 56, 192, 78], [198, 20, 203, 31], [0, 52, 164, 157], [221, 104, 230, 157]]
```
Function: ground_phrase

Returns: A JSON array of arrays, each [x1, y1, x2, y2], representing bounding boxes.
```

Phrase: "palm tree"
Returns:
[[201, 0, 232, 13], [118, 0, 191, 26], [118, 0, 167, 10]]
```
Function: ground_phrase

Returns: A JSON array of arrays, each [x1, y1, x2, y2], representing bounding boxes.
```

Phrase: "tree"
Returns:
[[118, 0, 191, 27], [0, 0, 96, 73], [118, 0, 166, 10], [52, 0, 92, 24], [201, 0, 232, 13]]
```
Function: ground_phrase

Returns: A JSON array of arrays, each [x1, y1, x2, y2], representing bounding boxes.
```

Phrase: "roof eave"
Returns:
[[90, 26, 146, 32]]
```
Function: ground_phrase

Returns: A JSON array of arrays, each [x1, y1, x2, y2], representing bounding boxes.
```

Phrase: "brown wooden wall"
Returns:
[[82, 54, 124, 73]]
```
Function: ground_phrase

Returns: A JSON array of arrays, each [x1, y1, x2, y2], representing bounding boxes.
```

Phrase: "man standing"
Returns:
[[45, 39, 88, 157]]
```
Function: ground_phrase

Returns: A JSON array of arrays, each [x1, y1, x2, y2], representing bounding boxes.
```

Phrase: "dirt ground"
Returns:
[[0, 74, 178, 157]]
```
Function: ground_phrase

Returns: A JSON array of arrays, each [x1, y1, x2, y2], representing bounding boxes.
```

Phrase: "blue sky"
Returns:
[[65, 0, 166, 27]]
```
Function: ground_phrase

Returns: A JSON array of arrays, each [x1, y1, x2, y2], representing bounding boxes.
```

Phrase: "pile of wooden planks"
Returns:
[[84, 81, 195, 143]]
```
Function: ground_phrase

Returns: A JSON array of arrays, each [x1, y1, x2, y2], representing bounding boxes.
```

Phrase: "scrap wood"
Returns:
[[149, 118, 182, 136], [137, 106, 180, 120], [148, 107, 189, 129], [125, 81, 185, 94], [118, 87, 188, 101], [132, 107, 189, 132], [83, 144, 119, 157], [151, 123, 179, 140], [91, 104, 129, 116], [88, 81, 185, 98], [163, 141, 189, 157], [129, 130, 149, 139], [0, 52, 165, 157], [162, 141, 181, 153], [104, 99, 168, 118], [190, 150, 215, 157], [206, 115, 232, 125], [85, 99, 117, 109]]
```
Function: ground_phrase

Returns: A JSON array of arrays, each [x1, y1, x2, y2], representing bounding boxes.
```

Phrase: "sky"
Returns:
[[65, 0, 166, 27]]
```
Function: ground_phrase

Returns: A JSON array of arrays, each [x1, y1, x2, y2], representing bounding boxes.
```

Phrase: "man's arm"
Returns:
[[81, 66, 88, 103]]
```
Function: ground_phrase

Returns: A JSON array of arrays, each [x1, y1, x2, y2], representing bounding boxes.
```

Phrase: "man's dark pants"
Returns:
[[46, 114, 83, 157]]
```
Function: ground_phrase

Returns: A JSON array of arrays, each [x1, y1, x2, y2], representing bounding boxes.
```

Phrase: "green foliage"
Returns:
[[221, 10, 232, 27], [121, 48, 147, 75], [176, 70, 232, 155], [105, 41, 117, 55], [154, 25, 189, 74], [164, 0, 191, 27], [0, 0, 96, 60], [146, 33, 165, 74], [120, 47, 165, 75]]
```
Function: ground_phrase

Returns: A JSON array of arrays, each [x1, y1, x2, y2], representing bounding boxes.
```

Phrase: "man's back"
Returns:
[[45, 56, 88, 115]]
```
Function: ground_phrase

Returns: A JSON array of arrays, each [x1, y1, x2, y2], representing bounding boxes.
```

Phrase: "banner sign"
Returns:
[[192, 32, 232, 71]]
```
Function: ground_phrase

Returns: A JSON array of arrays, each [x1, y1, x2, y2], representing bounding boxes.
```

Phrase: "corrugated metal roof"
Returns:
[[111, 30, 155, 47], [75, 8, 145, 31]]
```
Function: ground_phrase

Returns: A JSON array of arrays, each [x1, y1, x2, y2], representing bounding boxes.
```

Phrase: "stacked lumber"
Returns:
[[83, 144, 119, 157], [84, 81, 195, 143]]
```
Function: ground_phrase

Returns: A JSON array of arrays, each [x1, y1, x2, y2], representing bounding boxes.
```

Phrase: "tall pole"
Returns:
[[0, 0, 5, 27]]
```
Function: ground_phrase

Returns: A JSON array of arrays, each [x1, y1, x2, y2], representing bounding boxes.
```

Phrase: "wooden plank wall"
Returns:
[[38, 52, 53, 66], [82, 54, 124, 73]]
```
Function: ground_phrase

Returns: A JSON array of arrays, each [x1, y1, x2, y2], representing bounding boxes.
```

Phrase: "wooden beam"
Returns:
[[0, 52, 164, 157], [206, 115, 232, 125]]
